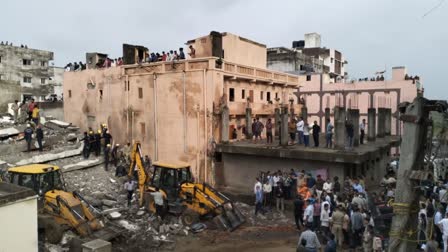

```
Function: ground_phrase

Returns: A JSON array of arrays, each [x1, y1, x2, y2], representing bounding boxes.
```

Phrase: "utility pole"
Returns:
[[388, 97, 448, 251]]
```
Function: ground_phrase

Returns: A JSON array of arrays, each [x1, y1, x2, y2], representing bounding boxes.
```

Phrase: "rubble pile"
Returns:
[[0, 116, 81, 166], [62, 166, 193, 251], [234, 202, 292, 227]]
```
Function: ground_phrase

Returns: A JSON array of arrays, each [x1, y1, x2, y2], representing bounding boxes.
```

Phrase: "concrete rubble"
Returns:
[[15, 143, 83, 166], [0, 116, 296, 252]]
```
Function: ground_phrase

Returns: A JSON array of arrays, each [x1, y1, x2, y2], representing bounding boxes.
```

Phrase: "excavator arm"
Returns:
[[128, 142, 148, 207]]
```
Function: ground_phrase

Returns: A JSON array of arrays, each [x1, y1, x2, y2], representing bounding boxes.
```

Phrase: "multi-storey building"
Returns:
[[0, 43, 63, 111], [267, 33, 347, 82], [63, 32, 302, 183]]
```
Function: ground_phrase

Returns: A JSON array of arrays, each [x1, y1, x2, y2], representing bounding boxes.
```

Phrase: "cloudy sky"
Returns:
[[2, 0, 446, 99]]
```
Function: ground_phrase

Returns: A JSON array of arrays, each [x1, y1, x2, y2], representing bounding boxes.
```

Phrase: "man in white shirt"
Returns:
[[320, 203, 331, 236], [263, 180, 272, 206], [323, 178, 333, 194], [359, 119, 366, 144], [124, 178, 137, 207], [438, 212, 448, 252], [254, 178, 262, 194], [441, 186, 448, 205], [150, 187, 165, 219], [296, 117, 304, 145], [304, 199, 314, 226]]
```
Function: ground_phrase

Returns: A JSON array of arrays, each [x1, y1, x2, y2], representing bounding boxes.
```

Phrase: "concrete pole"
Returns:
[[221, 105, 229, 143], [367, 108, 376, 142], [377, 108, 386, 138], [385, 108, 392, 136], [348, 109, 360, 147], [388, 97, 428, 252], [280, 106, 289, 146], [334, 106, 346, 150], [245, 108, 252, 139], [274, 108, 280, 138], [301, 106, 308, 123], [325, 107, 330, 130]]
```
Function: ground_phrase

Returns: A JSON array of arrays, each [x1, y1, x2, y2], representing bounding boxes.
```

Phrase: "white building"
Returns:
[[0, 182, 38, 252], [267, 33, 347, 83]]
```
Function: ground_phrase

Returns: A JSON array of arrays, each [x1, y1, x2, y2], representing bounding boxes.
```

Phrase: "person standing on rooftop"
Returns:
[[188, 45, 196, 58], [179, 48, 186, 60], [162, 51, 167, 61], [173, 50, 179, 60]]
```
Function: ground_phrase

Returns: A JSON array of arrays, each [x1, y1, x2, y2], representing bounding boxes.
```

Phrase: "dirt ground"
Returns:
[[170, 226, 298, 252]]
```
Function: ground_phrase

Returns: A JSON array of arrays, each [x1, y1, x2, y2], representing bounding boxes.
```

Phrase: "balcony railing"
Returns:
[[122, 57, 300, 86]]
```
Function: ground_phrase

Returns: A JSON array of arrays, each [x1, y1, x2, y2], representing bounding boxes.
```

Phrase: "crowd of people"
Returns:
[[408, 174, 448, 252], [240, 116, 367, 150], [13, 98, 44, 152], [253, 164, 448, 251], [253, 169, 389, 251], [64, 45, 196, 72], [0, 41, 28, 48]]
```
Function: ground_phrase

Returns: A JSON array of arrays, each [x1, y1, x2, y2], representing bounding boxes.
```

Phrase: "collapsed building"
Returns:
[[63, 32, 302, 184], [0, 43, 64, 112]]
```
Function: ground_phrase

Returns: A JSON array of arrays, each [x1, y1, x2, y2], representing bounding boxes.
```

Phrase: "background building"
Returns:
[[0, 43, 63, 111], [267, 33, 347, 82], [63, 32, 302, 183], [297, 66, 421, 135]]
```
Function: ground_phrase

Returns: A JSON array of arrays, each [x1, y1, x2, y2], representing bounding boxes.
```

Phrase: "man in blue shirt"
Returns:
[[326, 119, 334, 148], [352, 179, 364, 193], [255, 185, 263, 216]]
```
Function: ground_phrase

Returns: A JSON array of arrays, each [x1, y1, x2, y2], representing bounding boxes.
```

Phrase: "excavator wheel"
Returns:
[[40, 217, 63, 244], [181, 209, 200, 226]]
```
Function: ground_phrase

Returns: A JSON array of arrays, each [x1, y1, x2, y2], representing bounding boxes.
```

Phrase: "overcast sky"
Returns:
[[1, 0, 446, 99]]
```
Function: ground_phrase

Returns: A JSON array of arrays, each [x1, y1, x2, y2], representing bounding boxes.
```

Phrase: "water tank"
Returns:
[[292, 40, 305, 48]]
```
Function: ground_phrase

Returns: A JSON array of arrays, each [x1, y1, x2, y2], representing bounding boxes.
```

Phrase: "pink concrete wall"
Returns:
[[298, 69, 419, 135], [64, 57, 302, 183]]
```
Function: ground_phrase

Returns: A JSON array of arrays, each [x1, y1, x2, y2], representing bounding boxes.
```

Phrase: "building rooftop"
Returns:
[[0, 182, 36, 206]]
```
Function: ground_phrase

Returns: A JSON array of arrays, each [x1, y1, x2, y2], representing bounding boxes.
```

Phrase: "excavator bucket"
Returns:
[[213, 202, 245, 231]]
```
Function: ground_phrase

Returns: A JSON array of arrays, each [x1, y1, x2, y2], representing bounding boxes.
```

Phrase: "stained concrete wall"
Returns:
[[64, 64, 218, 183], [0, 44, 61, 111], [187, 32, 267, 69], [64, 57, 301, 184], [0, 80, 21, 112], [219, 153, 346, 193]]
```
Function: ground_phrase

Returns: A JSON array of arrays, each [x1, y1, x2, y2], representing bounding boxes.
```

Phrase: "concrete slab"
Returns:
[[62, 158, 103, 172], [15, 143, 83, 166], [82, 239, 111, 252], [216, 136, 399, 164], [0, 127, 20, 138], [47, 120, 71, 128]]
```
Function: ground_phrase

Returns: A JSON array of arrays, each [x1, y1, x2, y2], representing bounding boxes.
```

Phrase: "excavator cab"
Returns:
[[8, 164, 65, 198], [148, 161, 245, 231], [8, 164, 124, 244], [150, 162, 193, 200]]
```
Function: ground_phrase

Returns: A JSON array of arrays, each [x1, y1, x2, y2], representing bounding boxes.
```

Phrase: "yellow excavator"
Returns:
[[7, 164, 124, 243], [128, 142, 245, 231]]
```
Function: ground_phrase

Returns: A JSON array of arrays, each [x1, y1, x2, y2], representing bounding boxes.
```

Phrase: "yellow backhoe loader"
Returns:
[[8, 164, 124, 243], [128, 142, 245, 231]]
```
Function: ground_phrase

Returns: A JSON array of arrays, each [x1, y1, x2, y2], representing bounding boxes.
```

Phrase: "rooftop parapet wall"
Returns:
[[122, 57, 300, 87]]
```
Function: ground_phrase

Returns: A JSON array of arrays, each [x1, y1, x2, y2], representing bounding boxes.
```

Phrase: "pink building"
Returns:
[[297, 66, 422, 135], [63, 32, 301, 184]]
